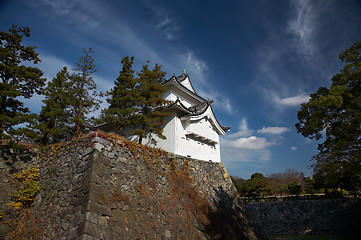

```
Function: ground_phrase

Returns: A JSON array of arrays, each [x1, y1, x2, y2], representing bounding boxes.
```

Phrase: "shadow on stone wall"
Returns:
[[335, 199, 361, 239], [0, 145, 37, 174], [244, 198, 361, 239], [205, 187, 266, 240]]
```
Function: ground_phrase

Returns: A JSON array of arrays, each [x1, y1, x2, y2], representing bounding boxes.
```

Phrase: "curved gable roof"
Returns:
[[165, 73, 230, 135], [175, 73, 197, 93], [164, 73, 206, 103], [187, 104, 229, 135]]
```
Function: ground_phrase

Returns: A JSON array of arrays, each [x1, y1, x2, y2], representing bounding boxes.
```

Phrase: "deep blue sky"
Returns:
[[1, 0, 361, 179]]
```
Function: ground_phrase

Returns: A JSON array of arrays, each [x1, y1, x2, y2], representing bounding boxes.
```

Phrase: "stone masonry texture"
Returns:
[[244, 198, 361, 238], [0, 132, 262, 240]]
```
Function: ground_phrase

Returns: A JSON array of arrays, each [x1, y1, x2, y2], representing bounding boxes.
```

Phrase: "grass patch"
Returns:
[[270, 234, 340, 240]]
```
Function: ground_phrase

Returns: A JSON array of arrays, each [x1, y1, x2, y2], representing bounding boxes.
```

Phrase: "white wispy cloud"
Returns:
[[229, 136, 276, 150], [291, 146, 297, 151], [198, 89, 233, 114], [221, 121, 274, 166], [221, 138, 272, 165], [37, 0, 78, 16], [227, 118, 253, 138], [265, 91, 310, 110], [221, 120, 290, 166], [145, 2, 179, 41], [182, 49, 208, 85], [279, 94, 310, 106], [181, 50, 234, 114], [252, 0, 333, 116], [288, 0, 317, 55], [257, 126, 290, 135], [222, 98, 233, 113]]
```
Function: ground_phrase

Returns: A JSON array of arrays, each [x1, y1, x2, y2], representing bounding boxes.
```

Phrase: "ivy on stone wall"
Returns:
[[4, 166, 42, 239], [7, 167, 41, 209]]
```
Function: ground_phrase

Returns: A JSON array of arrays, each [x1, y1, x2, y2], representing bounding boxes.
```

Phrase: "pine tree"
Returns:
[[70, 48, 101, 136], [102, 56, 138, 133], [132, 62, 171, 144], [101, 57, 171, 144], [36, 67, 72, 144], [0, 25, 46, 142], [296, 40, 361, 192]]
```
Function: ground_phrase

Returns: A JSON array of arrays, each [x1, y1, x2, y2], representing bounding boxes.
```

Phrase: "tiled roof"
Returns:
[[165, 73, 230, 134]]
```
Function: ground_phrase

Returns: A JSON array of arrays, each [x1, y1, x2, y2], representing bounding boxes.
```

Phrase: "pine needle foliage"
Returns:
[[36, 67, 72, 144], [102, 56, 137, 133], [0, 25, 46, 142], [133, 61, 171, 144], [296, 40, 361, 192], [70, 48, 102, 136], [102, 57, 171, 144]]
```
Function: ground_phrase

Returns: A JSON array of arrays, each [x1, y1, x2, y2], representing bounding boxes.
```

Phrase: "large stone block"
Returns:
[[87, 200, 112, 216]]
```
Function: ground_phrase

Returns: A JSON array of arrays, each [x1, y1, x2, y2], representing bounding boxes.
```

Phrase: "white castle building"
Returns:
[[143, 72, 230, 162]]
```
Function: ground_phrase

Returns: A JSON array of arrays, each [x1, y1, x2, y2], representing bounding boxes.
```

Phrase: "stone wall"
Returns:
[[0, 132, 262, 240], [244, 198, 361, 237], [0, 145, 39, 237]]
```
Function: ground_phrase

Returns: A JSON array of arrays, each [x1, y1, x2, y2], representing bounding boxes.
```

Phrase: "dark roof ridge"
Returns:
[[164, 73, 205, 102], [175, 72, 188, 82], [165, 72, 230, 134]]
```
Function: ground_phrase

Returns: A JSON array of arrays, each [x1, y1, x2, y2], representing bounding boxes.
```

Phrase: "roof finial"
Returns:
[[183, 69, 187, 74]]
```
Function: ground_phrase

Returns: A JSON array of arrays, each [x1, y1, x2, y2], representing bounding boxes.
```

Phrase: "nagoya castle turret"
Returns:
[[148, 72, 230, 162]]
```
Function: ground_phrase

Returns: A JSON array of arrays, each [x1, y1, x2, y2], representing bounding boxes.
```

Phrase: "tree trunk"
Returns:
[[138, 123, 146, 144], [75, 75, 85, 136]]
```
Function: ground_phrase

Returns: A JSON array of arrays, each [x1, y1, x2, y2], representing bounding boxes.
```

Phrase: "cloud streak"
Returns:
[[144, 1, 179, 41], [182, 50, 234, 114], [257, 126, 290, 135], [279, 94, 310, 106], [288, 0, 317, 55], [227, 118, 253, 138], [229, 136, 276, 150], [221, 118, 290, 167], [252, 0, 334, 117]]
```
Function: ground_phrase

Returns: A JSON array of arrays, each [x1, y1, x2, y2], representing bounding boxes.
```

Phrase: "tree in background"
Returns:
[[101, 56, 138, 133], [296, 41, 361, 193], [230, 176, 245, 194], [303, 176, 315, 195], [70, 48, 101, 136], [0, 25, 45, 142], [35, 67, 72, 144], [133, 62, 171, 144], [242, 173, 272, 197], [268, 169, 304, 195], [288, 181, 302, 196]]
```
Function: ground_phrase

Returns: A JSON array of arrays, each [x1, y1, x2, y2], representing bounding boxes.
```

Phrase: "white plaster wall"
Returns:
[[187, 118, 219, 142], [177, 134, 221, 162], [149, 112, 221, 162], [175, 114, 221, 162], [147, 114, 176, 153], [129, 81, 223, 162]]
